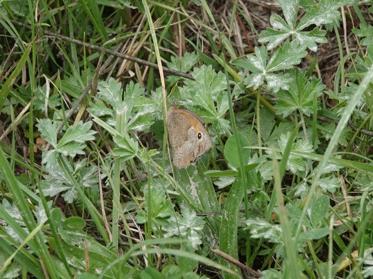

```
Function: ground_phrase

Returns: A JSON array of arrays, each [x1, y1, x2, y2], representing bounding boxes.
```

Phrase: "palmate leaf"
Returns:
[[164, 204, 205, 250], [298, 0, 352, 29], [57, 121, 96, 157], [275, 70, 324, 117], [234, 42, 306, 92], [266, 132, 313, 174], [41, 159, 98, 203], [90, 78, 158, 132], [37, 119, 96, 158], [259, 0, 352, 51]]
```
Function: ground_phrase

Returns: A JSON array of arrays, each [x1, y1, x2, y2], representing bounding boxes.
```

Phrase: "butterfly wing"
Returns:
[[167, 108, 211, 168]]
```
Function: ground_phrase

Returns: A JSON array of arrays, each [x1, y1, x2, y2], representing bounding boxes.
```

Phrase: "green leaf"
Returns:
[[96, 77, 122, 107], [36, 119, 58, 147], [140, 267, 163, 279], [275, 70, 324, 117], [112, 134, 139, 161], [246, 218, 282, 243], [308, 194, 329, 227], [41, 159, 98, 204], [235, 42, 306, 92], [57, 121, 96, 157], [167, 52, 198, 72], [278, 0, 299, 27], [258, 0, 343, 51], [167, 52, 199, 84], [298, 0, 351, 30], [224, 132, 250, 169], [136, 180, 173, 226], [164, 204, 205, 250], [267, 133, 314, 174], [267, 42, 307, 72], [353, 24, 373, 46], [300, 227, 329, 240], [63, 216, 86, 231], [319, 175, 340, 193], [91, 79, 158, 132]]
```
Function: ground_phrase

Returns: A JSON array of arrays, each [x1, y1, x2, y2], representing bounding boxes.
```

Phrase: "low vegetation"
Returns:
[[0, 0, 372, 278]]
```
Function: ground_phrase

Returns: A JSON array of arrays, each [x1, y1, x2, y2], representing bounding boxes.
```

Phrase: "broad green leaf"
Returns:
[[59, 121, 96, 145], [353, 24, 373, 46], [300, 227, 329, 240], [96, 77, 122, 107], [319, 175, 340, 193], [224, 132, 250, 169], [167, 52, 199, 84], [63, 216, 86, 231], [267, 133, 313, 174], [41, 159, 98, 204], [136, 181, 173, 227], [167, 52, 199, 72]]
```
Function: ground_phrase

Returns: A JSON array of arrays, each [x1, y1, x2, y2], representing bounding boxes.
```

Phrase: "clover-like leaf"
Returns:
[[275, 70, 324, 117]]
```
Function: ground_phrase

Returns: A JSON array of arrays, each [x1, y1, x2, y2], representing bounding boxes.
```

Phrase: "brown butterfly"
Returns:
[[167, 107, 212, 169]]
